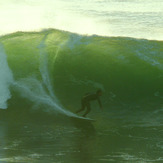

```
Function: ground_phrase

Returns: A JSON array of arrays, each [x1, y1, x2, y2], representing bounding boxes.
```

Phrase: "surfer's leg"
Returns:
[[83, 103, 91, 117], [76, 100, 85, 113]]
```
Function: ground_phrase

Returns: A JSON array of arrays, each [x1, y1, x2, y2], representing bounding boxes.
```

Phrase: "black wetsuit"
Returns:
[[76, 93, 102, 117]]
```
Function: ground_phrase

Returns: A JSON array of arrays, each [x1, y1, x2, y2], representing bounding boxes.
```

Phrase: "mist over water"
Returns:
[[0, 0, 163, 40]]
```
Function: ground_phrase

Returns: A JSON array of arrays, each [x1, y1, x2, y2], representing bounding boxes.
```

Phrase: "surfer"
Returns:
[[76, 89, 103, 117]]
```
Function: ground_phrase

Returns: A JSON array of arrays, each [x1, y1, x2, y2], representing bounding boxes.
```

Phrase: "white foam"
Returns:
[[0, 44, 14, 109]]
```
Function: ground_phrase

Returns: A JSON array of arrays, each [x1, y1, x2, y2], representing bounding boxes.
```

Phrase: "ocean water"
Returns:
[[0, 1, 163, 163]]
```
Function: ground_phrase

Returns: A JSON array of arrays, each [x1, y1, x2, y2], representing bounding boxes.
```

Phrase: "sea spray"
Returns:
[[37, 32, 59, 101], [0, 44, 14, 109], [13, 33, 76, 117]]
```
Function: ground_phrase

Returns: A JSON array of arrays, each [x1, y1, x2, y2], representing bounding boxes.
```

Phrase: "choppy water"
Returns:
[[0, 116, 163, 163]]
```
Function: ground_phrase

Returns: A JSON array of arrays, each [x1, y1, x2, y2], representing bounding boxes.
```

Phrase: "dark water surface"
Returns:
[[0, 109, 163, 163]]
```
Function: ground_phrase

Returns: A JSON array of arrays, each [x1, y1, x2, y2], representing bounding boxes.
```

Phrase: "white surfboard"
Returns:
[[70, 115, 95, 122]]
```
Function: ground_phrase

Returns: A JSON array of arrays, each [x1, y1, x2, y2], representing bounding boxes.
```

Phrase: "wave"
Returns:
[[0, 29, 162, 115]]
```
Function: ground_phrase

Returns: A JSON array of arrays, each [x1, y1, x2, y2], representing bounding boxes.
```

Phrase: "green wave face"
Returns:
[[0, 29, 163, 111]]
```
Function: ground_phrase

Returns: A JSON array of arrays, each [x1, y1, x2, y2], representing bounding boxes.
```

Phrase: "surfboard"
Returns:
[[70, 115, 95, 122]]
